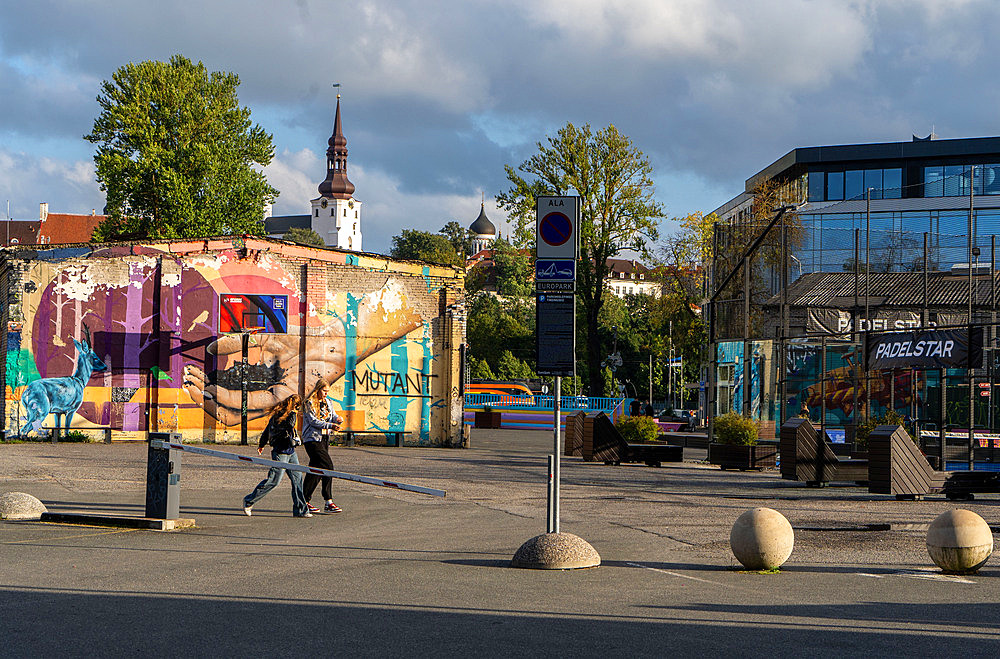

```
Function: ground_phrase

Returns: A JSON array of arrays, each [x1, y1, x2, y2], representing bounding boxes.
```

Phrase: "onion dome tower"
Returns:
[[311, 95, 362, 251], [468, 202, 496, 254]]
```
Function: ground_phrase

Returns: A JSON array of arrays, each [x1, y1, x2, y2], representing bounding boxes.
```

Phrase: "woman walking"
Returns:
[[302, 379, 344, 514], [242, 394, 312, 518]]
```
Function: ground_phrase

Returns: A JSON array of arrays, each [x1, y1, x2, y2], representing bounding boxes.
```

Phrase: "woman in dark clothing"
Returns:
[[302, 379, 344, 514], [242, 394, 311, 517]]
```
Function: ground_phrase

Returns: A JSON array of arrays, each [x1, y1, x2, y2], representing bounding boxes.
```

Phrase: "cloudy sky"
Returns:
[[2, 0, 1000, 254]]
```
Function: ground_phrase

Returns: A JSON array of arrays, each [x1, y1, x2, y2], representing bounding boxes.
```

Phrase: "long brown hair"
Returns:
[[270, 394, 301, 422], [304, 378, 330, 414]]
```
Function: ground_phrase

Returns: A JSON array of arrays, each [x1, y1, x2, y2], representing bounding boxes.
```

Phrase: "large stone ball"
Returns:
[[0, 492, 47, 520], [730, 507, 794, 570], [926, 509, 993, 574]]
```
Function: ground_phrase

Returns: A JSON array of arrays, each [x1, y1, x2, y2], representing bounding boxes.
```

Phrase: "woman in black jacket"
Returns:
[[241, 394, 311, 517]]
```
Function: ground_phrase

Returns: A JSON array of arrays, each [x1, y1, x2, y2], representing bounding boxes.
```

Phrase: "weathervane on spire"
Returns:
[[332, 82, 341, 99]]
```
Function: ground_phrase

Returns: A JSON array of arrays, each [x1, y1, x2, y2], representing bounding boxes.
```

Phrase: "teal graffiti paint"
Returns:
[[421, 266, 435, 294], [343, 293, 361, 412], [419, 321, 432, 444], [387, 337, 409, 432]]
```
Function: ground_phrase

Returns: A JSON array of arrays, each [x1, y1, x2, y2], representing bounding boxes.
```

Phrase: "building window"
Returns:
[[944, 165, 964, 196], [314, 209, 318, 217], [844, 170, 863, 200], [883, 168, 902, 198], [864, 169, 883, 200], [808, 172, 824, 202], [344, 209, 347, 217], [924, 166, 943, 197], [826, 171, 844, 201], [330, 209, 334, 216], [986, 165, 1000, 194], [355, 211, 358, 218]]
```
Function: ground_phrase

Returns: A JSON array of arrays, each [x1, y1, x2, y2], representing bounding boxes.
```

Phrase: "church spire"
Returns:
[[318, 95, 355, 199]]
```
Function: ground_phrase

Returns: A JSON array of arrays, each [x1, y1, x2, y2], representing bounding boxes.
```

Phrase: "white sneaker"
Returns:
[[242, 501, 252, 516]]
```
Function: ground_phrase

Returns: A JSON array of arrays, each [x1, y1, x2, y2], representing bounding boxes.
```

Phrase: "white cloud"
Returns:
[[512, 0, 872, 88], [0, 149, 102, 219]]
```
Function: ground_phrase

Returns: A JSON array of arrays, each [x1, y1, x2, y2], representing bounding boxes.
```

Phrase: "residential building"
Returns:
[[1, 203, 105, 246], [605, 258, 662, 297]]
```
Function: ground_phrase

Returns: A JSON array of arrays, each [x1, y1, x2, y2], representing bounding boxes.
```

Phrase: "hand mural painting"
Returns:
[[5, 240, 462, 444], [19, 325, 107, 435], [182, 281, 423, 426]]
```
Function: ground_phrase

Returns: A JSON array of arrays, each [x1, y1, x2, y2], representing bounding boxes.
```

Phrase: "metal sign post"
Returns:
[[535, 196, 579, 534], [512, 195, 599, 569]]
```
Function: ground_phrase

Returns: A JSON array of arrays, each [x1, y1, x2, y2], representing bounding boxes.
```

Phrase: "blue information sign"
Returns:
[[535, 259, 576, 281]]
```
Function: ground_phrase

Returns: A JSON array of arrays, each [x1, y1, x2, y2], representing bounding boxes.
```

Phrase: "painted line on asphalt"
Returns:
[[1, 528, 139, 544], [856, 569, 975, 584], [626, 561, 723, 585]]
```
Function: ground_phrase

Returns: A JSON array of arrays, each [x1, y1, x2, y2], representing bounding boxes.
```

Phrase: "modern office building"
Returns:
[[714, 134, 1000, 283], [710, 135, 1000, 437]]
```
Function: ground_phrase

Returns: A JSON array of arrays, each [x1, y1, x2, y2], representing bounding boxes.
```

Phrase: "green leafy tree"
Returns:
[[466, 293, 534, 374], [440, 221, 473, 258], [283, 227, 325, 247], [390, 229, 462, 265], [491, 237, 534, 298], [468, 356, 496, 380], [498, 122, 664, 395], [495, 349, 536, 380], [86, 55, 278, 240]]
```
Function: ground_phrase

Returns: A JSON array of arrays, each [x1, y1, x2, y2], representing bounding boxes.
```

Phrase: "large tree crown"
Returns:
[[86, 54, 278, 241]]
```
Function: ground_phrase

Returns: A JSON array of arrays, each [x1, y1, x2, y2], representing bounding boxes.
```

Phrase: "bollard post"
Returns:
[[145, 432, 182, 519]]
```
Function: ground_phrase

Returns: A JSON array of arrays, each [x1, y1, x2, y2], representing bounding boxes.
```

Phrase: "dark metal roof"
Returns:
[[469, 204, 496, 235], [747, 135, 1000, 192], [318, 97, 356, 200], [264, 214, 312, 235], [764, 271, 1000, 308]]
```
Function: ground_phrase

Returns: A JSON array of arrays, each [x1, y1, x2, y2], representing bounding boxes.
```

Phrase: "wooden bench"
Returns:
[[564, 411, 586, 456], [779, 418, 868, 487], [587, 412, 683, 467], [338, 429, 407, 447], [868, 424, 1000, 500]]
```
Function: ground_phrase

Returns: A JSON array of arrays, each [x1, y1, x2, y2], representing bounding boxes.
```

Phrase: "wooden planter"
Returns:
[[474, 411, 502, 429], [709, 442, 778, 471]]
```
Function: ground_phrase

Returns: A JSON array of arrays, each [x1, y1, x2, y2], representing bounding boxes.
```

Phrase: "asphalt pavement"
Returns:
[[2, 430, 999, 657]]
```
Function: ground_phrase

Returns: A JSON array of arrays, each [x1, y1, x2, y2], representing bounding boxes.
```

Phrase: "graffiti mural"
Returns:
[[19, 325, 106, 434], [3, 238, 465, 445]]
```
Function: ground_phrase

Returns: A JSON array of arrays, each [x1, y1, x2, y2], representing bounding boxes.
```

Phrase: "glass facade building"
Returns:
[[715, 136, 1000, 291]]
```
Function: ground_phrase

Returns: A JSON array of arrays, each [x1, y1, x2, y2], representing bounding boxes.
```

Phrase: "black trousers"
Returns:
[[303, 438, 334, 502]]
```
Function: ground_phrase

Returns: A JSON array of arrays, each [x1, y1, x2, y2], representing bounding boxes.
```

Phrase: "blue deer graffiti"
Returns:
[[20, 326, 108, 436]]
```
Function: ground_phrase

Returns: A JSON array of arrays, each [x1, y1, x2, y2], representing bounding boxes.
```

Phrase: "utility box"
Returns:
[[145, 432, 182, 519]]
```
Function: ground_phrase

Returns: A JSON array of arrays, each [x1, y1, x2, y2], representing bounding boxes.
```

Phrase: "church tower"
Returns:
[[311, 96, 362, 251], [468, 202, 496, 254]]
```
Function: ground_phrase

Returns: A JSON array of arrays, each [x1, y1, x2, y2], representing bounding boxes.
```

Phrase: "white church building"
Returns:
[[265, 96, 362, 250]]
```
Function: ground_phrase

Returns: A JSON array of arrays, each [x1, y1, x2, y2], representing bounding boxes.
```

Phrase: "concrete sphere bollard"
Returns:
[[730, 507, 794, 570], [0, 492, 47, 520], [926, 509, 993, 574]]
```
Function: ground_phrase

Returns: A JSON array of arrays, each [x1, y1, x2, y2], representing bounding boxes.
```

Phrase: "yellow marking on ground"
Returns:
[[1, 527, 140, 544]]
